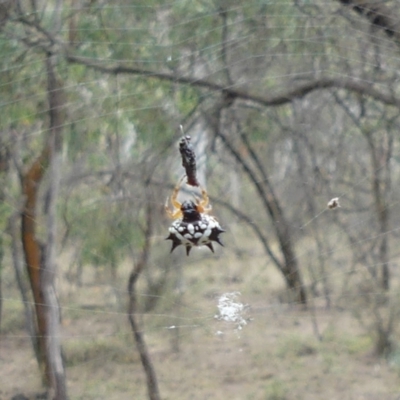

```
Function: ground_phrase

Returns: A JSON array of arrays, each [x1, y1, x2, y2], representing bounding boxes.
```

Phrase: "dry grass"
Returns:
[[1, 242, 400, 400]]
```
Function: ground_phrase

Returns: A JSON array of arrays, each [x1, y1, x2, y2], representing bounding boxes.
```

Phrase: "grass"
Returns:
[[276, 334, 317, 358], [2, 242, 400, 399], [64, 335, 138, 367], [263, 379, 288, 400], [0, 298, 25, 333]]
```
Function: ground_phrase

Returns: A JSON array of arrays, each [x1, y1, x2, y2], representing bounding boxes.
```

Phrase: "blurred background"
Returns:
[[1, 1, 400, 399]]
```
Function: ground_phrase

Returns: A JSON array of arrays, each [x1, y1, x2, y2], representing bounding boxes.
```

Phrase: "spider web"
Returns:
[[1, 1, 400, 399]]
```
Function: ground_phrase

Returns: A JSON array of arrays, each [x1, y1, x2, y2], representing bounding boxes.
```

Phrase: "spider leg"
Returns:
[[165, 207, 182, 219], [197, 186, 212, 214], [170, 175, 186, 209], [165, 175, 185, 219], [165, 197, 183, 219]]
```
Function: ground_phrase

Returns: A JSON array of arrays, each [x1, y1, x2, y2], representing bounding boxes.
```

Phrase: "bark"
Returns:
[[0, 135, 11, 327], [292, 131, 331, 309], [0, 0, 11, 29], [21, 143, 50, 384], [41, 54, 67, 400], [208, 98, 307, 305], [238, 130, 307, 305], [251, 172, 306, 303], [364, 131, 392, 290], [0, 235, 2, 329], [128, 196, 161, 400], [8, 212, 40, 362], [20, 52, 67, 397]]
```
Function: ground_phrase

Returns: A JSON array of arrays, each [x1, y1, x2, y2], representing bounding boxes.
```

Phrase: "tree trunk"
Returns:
[[292, 132, 331, 308], [21, 144, 51, 384], [41, 54, 68, 400], [208, 99, 307, 305], [8, 212, 40, 363], [20, 54, 67, 398], [127, 195, 161, 400], [0, 236, 2, 330], [364, 131, 392, 290]]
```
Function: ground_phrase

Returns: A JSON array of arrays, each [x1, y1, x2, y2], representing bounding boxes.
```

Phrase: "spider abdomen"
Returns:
[[166, 214, 224, 256]]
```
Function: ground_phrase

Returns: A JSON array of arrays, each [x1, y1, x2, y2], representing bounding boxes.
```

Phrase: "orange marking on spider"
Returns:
[[165, 178, 224, 256]]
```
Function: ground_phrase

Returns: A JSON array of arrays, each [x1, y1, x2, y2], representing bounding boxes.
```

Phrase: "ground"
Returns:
[[1, 244, 400, 400]]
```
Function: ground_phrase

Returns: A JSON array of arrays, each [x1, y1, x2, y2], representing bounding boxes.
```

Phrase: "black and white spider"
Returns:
[[165, 178, 224, 256]]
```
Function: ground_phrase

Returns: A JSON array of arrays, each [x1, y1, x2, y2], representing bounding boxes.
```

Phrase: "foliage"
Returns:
[[2, 0, 400, 397]]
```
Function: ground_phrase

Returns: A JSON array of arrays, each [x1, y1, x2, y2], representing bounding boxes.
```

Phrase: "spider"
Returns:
[[165, 177, 225, 256]]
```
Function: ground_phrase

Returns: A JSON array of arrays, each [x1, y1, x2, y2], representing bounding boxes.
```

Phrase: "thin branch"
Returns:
[[128, 192, 161, 400], [11, 12, 400, 109], [65, 53, 400, 108], [218, 6, 233, 85], [337, 0, 400, 45], [211, 197, 283, 270]]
